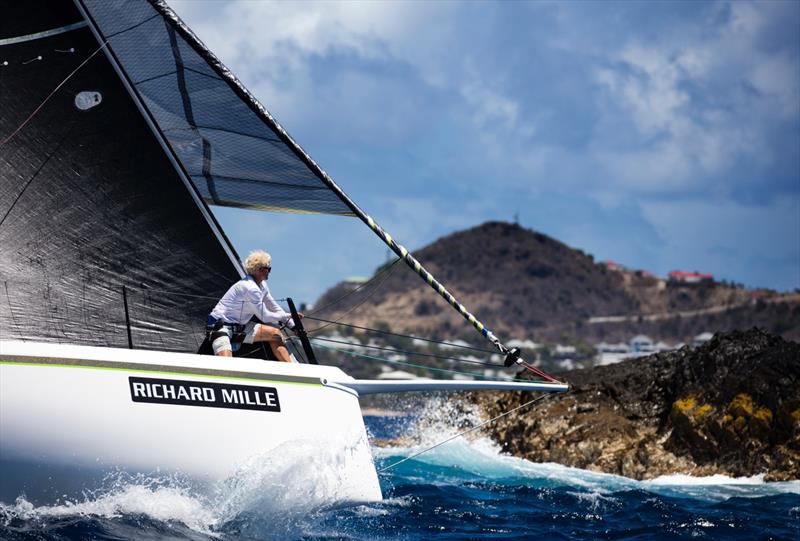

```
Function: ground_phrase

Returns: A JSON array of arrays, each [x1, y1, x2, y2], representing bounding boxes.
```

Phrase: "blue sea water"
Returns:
[[1, 413, 798, 540]]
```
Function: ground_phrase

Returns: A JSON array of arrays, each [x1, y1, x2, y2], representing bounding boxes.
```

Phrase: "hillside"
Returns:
[[313, 221, 800, 345]]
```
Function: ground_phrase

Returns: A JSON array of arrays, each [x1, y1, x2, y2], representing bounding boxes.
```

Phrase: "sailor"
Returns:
[[207, 250, 300, 361]]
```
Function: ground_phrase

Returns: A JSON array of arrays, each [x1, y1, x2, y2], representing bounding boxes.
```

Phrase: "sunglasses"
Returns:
[[259, 266, 272, 272]]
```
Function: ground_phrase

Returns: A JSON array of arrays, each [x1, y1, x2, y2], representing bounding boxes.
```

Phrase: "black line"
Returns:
[[0, 120, 77, 230], [106, 13, 161, 39], [305, 316, 499, 355], [165, 20, 220, 205], [166, 22, 195, 126], [163, 123, 283, 145], [188, 174, 332, 191], [134, 65, 221, 86], [310, 337, 504, 368]]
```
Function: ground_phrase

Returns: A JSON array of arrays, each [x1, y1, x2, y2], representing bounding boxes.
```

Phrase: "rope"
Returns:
[[285, 328, 306, 363], [378, 393, 552, 472], [305, 259, 402, 334], [306, 319, 560, 383], [1, 41, 108, 147], [309, 336, 508, 369], [305, 316, 498, 355], [307, 258, 401, 317], [311, 340, 508, 381]]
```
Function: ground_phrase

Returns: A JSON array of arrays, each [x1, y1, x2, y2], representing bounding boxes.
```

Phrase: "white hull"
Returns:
[[0, 341, 381, 504]]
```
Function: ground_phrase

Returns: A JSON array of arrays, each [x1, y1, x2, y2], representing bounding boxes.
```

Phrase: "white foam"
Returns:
[[2, 431, 382, 538], [647, 473, 766, 486], [215, 434, 380, 522], [1, 485, 217, 533], [375, 395, 800, 502]]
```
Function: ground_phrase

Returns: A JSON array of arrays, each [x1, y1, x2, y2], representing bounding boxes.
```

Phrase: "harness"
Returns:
[[206, 315, 247, 347]]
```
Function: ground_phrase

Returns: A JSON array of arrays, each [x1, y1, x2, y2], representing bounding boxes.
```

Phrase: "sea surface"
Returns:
[[1, 403, 798, 541]]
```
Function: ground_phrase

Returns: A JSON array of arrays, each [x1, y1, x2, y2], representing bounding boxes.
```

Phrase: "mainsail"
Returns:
[[1, 0, 528, 366], [0, 1, 246, 350]]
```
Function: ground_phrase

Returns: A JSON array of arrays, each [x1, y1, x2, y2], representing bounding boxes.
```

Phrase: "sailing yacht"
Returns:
[[0, 0, 566, 504]]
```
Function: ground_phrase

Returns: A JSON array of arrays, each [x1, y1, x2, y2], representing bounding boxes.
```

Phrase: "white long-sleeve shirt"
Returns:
[[210, 276, 292, 326]]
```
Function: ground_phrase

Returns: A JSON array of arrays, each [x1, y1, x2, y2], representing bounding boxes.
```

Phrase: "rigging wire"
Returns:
[[378, 393, 553, 472], [305, 316, 498, 355], [1, 40, 108, 147], [308, 336, 509, 369], [306, 258, 402, 317], [284, 328, 307, 363], [305, 259, 402, 334], [311, 341, 515, 381]]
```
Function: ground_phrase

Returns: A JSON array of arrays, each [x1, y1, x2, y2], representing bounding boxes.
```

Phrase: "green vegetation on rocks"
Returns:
[[472, 329, 800, 481]]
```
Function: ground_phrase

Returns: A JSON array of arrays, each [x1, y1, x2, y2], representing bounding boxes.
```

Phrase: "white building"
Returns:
[[693, 332, 714, 346], [629, 335, 655, 353], [377, 370, 423, 380]]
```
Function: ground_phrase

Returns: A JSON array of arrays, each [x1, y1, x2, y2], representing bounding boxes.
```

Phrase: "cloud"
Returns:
[[169, 0, 799, 297], [589, 0, 799, 198]]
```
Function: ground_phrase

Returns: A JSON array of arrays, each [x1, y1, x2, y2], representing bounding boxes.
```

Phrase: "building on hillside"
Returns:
[[602, 260, 628, 272], [693, 332, 714, 346], [668, 270, 714, 285], [438, 339, 473, 350], [553, 344, 577, 357], [377, 369, 423, 380], [630, 334, 655, 353], [594, 336, 674, 366], [596, 342, 629, 354], [340, 276, 368, 291], [507, 338, 541, 351], [483, 369, 514, 381]]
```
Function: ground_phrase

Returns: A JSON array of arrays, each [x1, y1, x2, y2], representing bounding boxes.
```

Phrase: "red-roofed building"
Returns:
[[668, 271, 714, 285], [603, 260, 626, 272]]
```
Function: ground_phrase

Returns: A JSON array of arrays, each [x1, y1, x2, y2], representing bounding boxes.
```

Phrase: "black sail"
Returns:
[[80, 0, 354, 216], [0, 1, 242, 351]]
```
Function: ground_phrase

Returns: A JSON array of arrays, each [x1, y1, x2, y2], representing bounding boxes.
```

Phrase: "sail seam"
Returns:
[[188, 174, 335, 191], [134, 65, 222, 87], [165, 21, 221, 205], [162, 124, 283, 146], [104, 13, 161, 39]]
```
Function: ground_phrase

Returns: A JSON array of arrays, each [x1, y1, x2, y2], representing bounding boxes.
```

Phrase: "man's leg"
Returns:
[[211, 332, 233, 357], [253, 325, 292, 362]]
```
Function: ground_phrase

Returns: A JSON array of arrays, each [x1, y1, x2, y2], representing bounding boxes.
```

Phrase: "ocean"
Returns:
[[1, 406, 798, 541]]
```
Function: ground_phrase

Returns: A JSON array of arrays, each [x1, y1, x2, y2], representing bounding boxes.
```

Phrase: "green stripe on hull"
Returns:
[[0, 356, 322, 386]]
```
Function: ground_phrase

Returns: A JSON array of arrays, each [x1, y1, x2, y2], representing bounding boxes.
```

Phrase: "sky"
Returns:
[[169, 0, 800, 305]]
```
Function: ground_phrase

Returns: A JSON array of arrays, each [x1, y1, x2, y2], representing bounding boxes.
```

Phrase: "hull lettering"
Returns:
[[129, 377, 280, 412]]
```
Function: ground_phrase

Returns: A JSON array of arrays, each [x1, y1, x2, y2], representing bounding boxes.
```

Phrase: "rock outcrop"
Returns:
[[473, 329, 800, 480]]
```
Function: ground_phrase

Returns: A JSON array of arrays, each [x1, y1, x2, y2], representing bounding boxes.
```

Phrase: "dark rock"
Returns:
[[472, 328, 800, 480]]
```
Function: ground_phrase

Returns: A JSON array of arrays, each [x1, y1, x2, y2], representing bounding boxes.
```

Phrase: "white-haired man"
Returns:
[[207, 250, 299, 362]]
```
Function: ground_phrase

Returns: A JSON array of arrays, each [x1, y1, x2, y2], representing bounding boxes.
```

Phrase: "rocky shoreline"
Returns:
[[472, 329, 799, 481]]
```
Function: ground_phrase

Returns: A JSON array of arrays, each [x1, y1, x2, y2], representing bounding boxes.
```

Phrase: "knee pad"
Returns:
[[211, 332, 232, 355]]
